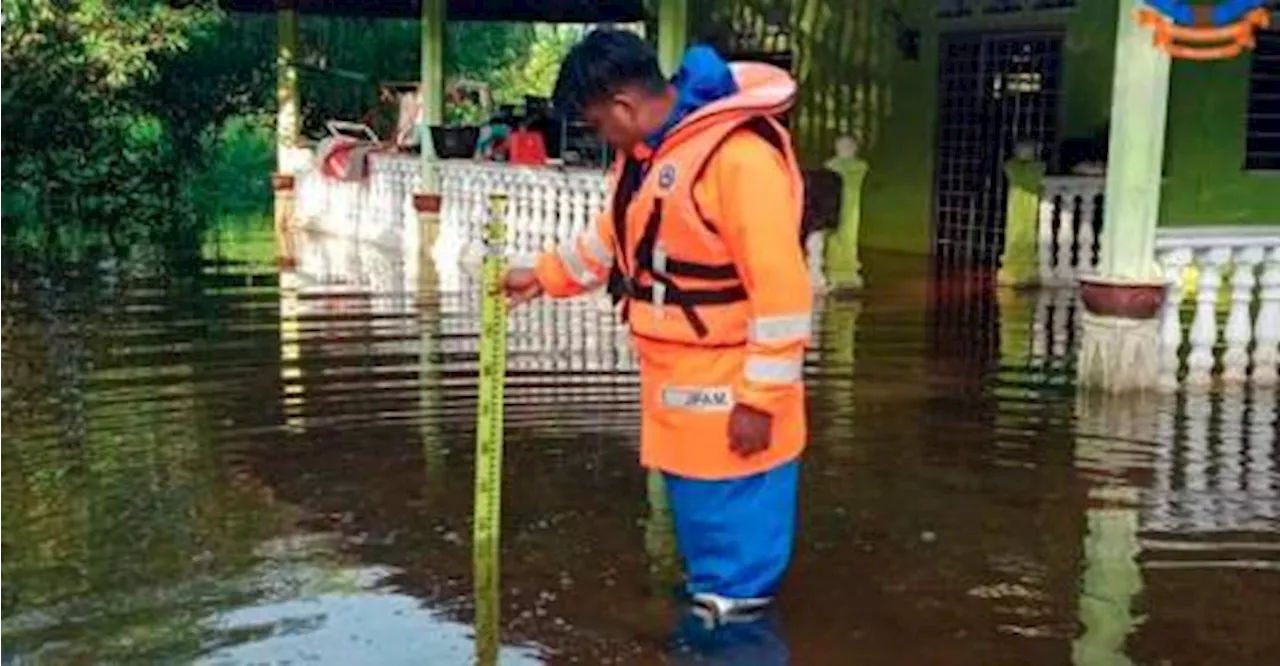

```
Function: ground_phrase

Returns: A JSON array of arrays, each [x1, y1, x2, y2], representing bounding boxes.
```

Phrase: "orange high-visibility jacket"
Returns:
[[535, 62, 812, 480]]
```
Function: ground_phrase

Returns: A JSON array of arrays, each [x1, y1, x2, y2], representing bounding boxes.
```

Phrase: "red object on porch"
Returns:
[[315, 137, 383, 182], [508, 129, 547, 166]]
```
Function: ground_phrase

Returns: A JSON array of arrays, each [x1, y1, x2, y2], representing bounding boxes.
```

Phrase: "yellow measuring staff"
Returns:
[[473, 193, 508, 665]]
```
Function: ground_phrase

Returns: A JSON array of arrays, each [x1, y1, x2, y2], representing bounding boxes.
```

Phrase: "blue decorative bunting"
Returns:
[[1143, 0, 1271, 27]]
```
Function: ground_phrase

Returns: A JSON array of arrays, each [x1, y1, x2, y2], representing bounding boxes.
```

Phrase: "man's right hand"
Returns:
[[502, 268, 543, 306]]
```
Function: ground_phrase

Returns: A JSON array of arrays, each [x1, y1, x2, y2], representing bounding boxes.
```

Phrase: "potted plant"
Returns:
[[430, 78, 490, 158]]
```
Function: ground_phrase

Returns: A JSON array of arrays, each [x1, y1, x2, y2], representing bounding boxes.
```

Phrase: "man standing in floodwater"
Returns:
[[503, 29, 812, 623]]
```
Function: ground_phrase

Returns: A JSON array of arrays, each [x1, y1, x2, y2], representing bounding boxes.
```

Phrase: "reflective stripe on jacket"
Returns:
[[535, 61, 811, 479]]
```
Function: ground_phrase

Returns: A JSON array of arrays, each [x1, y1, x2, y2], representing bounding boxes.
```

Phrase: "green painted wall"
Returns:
[[786, 1, 1126, 254], [1061, 0, 1119, 140], [852, 0, 936, 255], [697, 0, 1276, 258], [1067, 0, 1280, 226], [1162, 54, 1280, 226], [692, 0, 938, 254]]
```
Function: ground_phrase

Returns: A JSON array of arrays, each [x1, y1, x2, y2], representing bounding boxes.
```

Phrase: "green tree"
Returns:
[[1, 2, 584, 261], [491, 24, 583, 105], [1, 0, 221, 256]]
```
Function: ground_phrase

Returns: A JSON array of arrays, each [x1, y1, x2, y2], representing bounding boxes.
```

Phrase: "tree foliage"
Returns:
[[2, 1, 584, 262], [1, 0, 222, 256]]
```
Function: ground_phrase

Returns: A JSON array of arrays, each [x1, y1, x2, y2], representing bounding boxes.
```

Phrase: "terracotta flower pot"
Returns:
[[1079, 275, 1166, 319]]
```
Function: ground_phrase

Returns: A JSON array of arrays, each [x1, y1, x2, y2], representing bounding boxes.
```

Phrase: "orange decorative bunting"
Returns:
[[1136, 7, 1270, 60]]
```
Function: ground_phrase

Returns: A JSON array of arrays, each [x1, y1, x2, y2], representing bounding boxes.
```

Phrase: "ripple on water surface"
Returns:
[[2, 230, 1277, 664]]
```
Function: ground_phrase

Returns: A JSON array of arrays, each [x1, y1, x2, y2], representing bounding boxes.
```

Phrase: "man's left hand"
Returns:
[[728, 403, 772, 458]]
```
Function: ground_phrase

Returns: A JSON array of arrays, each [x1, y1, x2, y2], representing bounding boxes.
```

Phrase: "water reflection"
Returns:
[[1072, 395, 1150, 666], [664, 610, 789, 665], [1071, 387, 1280, 665], [2, 227, 1277, 664], [196, 536, 539, 665]]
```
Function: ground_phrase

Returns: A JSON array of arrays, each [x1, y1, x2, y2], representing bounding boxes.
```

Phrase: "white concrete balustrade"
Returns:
[[1037, 176, 1105, 286], [1032, 177, 1279, 389], [296, 154, 830, 285], [297, 155, 610, 267], [1156, 228, 1280, 389], [437, 160, 608, 268]]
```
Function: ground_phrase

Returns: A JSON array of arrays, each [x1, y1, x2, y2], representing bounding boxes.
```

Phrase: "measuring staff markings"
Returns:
[[473, 193, 508, 665]]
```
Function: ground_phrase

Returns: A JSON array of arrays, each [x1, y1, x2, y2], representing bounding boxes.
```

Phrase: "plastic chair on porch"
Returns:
[[314, 120, 384, 182]]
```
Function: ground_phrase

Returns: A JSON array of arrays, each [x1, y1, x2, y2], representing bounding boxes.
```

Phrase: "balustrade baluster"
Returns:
[[1187, 247, 1231, 386], [590, 176, 607, 235], [570, 179, 588, 243], [506, 170, 523, 254], [556, 175, 574, 249], [1253, 247, 1280, 386], [527, 171, 544, 253], [510, 169, 526, 253], [467, 166, 488, 259], [521, 171, 539, 254], [389, 160, 408, 245], [1223, 247, 1263, 383], [1157, 247, 1193, 390], [455, 164, 471, 258], [437, 167, 456, 261], [528, 171, 547, 252], [459, 165, 478, 256], [558, 175, 576, 246], [522, 170, 537, 253], [540, 174, 559, 251], [1037, 191, 1059, 285], [1053, 193, 1078, 285], [1076, 194, 1099, 276], [365, 157, 386, 242]]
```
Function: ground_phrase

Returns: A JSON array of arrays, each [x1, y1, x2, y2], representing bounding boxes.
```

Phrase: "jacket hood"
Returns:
[[645, 45, 739, 149], [646, 52, 797, 153]]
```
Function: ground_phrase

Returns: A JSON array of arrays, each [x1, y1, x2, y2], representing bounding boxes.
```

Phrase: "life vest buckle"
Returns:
[[653, 244, 669, 276], [652, 281, 667, 317]]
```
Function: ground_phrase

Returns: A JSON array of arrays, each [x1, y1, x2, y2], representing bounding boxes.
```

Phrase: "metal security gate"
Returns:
[[932, 31, 1064, 272]]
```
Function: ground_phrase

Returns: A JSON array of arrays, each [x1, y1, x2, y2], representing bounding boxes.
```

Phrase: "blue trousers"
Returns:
[[663, 459, 800, 600]]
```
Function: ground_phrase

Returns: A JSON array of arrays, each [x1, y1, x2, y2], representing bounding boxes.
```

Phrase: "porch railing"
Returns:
[[437, 161, 608, 266], [1037, 176, 1105, 286], [1023, 223, 1280, 389], [1155, 227, 1280, 389], [296, 154, 609, 264], [295, 154, 830, 284]]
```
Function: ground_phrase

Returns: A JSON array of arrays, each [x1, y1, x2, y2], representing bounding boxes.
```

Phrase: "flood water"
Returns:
[[3, 227, 1278, 665]]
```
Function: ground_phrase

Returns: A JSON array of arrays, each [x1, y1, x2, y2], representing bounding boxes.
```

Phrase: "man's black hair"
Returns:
[[552, 29, 667, 116]]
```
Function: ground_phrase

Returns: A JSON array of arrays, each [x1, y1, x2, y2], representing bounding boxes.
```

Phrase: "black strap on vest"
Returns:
[[626, 200, 744, 337], [607, 117, 786, 338], [607, 158, 644, 312]]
